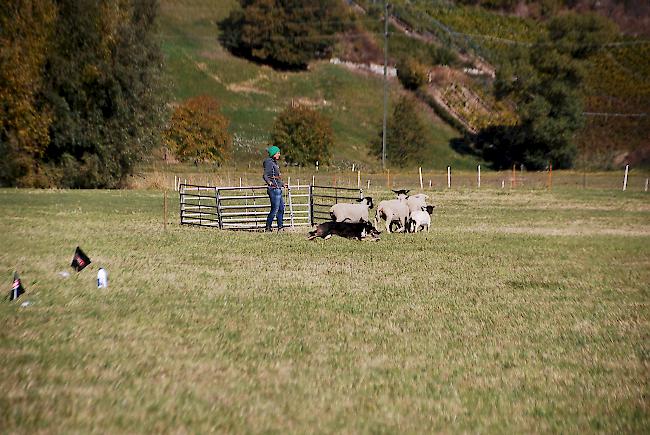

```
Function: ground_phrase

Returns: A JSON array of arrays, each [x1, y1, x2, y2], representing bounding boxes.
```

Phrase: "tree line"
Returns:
[[1, 0, 166, 188], [1, 0, 622, 187]]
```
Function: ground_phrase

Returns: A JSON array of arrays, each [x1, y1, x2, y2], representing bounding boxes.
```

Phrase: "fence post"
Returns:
[[309, 184, 314, 226], [447, 166, 451, 189], [367, 180, 370, 190], [419, 167, 423, 189], [645, 178, 649, 192], [623, 164, 629, 191], [477, 165, 481, 188], [357, 170, 361, 188], [179, 184, 184, 225], [216, 188, 223, 229], [288, 186, 295, 227], [386, 169, 390, 188], [547, 163, 552, 190]]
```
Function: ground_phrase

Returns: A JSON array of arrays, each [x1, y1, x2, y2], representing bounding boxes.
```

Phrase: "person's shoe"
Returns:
[[277, 226, 286, 232], [264, 227, 273, 232]]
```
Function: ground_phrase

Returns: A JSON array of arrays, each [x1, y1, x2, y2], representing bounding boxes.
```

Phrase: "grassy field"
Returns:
[[0, 187, 648, 432]]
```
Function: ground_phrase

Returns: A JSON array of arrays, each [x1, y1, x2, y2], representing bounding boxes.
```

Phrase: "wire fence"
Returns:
[[152, 166, 650, 194]]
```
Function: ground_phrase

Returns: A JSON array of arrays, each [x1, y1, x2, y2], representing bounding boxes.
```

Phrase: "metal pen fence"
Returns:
[[309, 185, 364, 225], [180, 183, 312, 230]]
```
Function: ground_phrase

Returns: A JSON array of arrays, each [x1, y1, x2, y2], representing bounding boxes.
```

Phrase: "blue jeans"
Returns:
[[266, 187, 284, 229]]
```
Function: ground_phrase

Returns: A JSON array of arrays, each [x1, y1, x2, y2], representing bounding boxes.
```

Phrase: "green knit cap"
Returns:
[[267, 145, 280, 157]]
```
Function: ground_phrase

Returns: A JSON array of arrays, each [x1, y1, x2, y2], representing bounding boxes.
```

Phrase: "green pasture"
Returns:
[[1, 187, 648, 432]]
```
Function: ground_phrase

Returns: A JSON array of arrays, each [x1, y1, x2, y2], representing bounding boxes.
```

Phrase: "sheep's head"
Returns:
[[425, 205, 435, 215], [356, 196, 374, 209], [392, 189, 410, 199]]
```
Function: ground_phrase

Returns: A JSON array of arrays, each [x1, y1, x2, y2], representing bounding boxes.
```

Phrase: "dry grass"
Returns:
[[0, 187, 648, 432]]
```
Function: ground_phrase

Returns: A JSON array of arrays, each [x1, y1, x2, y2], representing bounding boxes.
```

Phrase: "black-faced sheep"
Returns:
[[408, 205, 435, 233]]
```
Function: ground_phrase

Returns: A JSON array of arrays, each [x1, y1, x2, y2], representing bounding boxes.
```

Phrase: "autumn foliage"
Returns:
[[164, 96, 232, 165]]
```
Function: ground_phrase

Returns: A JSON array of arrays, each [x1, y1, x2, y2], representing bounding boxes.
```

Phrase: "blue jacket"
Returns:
[[262, 157, 284, 188]]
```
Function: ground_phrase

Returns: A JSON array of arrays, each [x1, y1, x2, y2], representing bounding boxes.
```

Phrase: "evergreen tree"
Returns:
[[375, 96, 427, 167]]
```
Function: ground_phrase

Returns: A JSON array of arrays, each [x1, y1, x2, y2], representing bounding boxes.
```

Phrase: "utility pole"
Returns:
[[382, 0, 389, 170]]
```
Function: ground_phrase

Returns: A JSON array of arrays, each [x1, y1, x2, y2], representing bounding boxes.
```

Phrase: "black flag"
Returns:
[[9, 272, 25, 301], [71, 246, 91, 272]]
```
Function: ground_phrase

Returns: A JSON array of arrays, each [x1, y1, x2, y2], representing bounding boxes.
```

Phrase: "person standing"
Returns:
[[262, 145, 284, 231]]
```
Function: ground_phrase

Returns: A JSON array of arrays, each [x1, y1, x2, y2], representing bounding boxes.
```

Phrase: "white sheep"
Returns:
[[408, 205, 435, 233], [406, 193, 430, 213], [329, 197, 374, 223], [374, 191, 410, 233]]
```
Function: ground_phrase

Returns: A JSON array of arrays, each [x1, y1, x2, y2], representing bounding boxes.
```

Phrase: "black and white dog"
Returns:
[[308, 221, 381, 241]]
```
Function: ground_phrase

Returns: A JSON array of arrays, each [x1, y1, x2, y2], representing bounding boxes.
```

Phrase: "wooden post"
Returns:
[[352, 163, 355, 172], [357, 170, 361, 188], [419, 167, 423, 190], [312, 175, 315, 186], [367, 180, 370, 190], [163, 190, 168, 230], [547, 163, 552, 190], [645, 178, 648, 192], [501, 180, 505, 189], [623, 164, 629, 191], [429, 179, 432, 188], [387, 169, 390, 188], [447, 166, 451, 189], [511, 164, 516, 188], [174, 175, 177, 192], [316, 161, 319, 171], [477, 165, 481, 188]]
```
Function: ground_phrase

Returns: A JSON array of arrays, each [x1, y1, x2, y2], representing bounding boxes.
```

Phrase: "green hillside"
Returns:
[[158, 0, 478, 170], [389, 1, 650, 168]]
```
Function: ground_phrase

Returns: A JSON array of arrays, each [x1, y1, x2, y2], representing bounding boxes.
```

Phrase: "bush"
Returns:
[[164, 96, 232, 165], [397, 58, 429, 90], [270, 105, 333, 166]]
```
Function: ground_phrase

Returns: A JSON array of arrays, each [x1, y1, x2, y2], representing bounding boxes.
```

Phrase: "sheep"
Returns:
[[374, 190, 410, 233], [329, 197, 374, 223], [406, 193, 430, 213], [408, 205, 435, 233]]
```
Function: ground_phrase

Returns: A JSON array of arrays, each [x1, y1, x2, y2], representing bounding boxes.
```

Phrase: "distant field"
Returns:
[[1, 187, 648, 432]]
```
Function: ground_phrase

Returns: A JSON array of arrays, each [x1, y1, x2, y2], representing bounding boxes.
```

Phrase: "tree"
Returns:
[[0, 0, 167, 188], [475, 13, 613, 170], [374, 96, 427, 167], [0, 0, 56, 187], [220, 0, 352, 69], [270, 105, 333, 166], [164, 96, 232, 164], [35, 0, 168, 188]]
